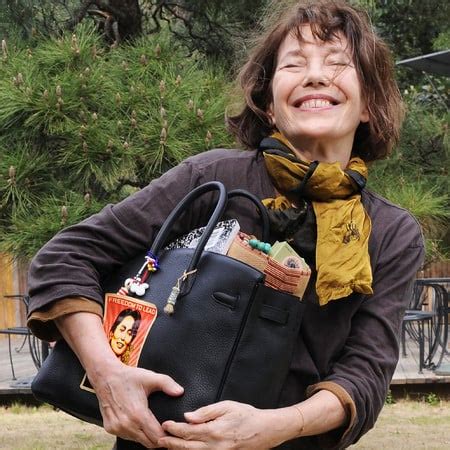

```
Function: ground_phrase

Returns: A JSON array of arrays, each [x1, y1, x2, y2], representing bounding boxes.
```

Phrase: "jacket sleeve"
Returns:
[[308, 210, 424, 449], [27, 160, 202, 317], [27, 297, 103, 341]]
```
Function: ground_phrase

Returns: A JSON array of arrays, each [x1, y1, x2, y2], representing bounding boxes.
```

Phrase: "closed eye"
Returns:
[[325, 57, 352, 67], [326, 59, 350, 65], [280, 63, 306, 71]]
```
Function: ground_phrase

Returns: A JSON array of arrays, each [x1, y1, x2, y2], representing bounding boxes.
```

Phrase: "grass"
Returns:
[[352, 399, 450, 449], [1, 400, 450, 449], [1, 403, 114, 450]]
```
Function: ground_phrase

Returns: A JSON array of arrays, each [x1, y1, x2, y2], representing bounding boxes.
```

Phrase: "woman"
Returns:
[[109, 309, 141, 364], [27, 1, 424, 449]]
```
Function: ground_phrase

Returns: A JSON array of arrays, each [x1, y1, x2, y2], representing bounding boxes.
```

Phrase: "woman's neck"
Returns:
[[285, 134, 354, 169]]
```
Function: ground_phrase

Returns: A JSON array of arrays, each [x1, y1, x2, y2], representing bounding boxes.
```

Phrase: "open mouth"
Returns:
[[294, 98, 339, 109]]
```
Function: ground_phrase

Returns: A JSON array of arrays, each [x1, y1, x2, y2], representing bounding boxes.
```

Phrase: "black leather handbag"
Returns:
[[32, 181, 305, 435]]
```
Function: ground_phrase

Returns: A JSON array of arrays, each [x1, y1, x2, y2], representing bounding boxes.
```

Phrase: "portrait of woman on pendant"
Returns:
[[108, 309, 141, 365]]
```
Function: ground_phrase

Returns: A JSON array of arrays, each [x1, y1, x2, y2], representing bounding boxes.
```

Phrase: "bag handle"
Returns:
[[227, 189, 270, 243], [151, 185, 270, 265], [150, 181, 228, 272]]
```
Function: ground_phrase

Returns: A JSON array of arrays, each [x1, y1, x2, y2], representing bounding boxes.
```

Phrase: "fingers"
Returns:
[[96, 366, 177, 447], [158, 436, 207, 449], [143, 370, 184, 397], [184, 401, 229, 423], [102, 407, 164, 448], [138, 408, 167, 446], [162, 420, 211, 440], [102, 405, 165, 448], [96, 366, 185, 447], [159, 421, 210, 449]]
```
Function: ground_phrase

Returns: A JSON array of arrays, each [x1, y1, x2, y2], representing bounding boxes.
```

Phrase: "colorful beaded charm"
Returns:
[[145, 251, 159, 273], [117, 251, 160, 297], [248, 238, 271, 254]]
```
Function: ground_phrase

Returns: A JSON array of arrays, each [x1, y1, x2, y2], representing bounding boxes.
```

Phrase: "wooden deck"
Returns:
[[392, 330, 450, 384], [0, 335, 39, 396], [1, 333, 449, 399]]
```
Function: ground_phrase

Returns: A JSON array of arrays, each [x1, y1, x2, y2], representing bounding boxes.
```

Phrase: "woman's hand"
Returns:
[[55, 312, 184, 448], [158, 400, 295, 449], [91, 360, 184, 448]]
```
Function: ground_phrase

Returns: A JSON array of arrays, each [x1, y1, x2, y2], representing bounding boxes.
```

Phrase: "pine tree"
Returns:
[[0, 24, 234, 259]]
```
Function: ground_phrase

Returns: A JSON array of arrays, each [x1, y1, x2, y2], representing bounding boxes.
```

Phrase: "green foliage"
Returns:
[[432, 30, 450, 51], [360, 0, 449, 59], [360, 0, 450, 263], [0, 23, 234, 258], [0, 1, 448, 265], [354, 0, 449, 91], [373, 178, 448, 260], [369, 79, 449, 263], [424, 392, 440, 406], [2, 192, 104, 258], [0, 0, 76, 40], [397, 92, 448, 184], [385, 390, 396, 405], [1, 1, 269, 65]]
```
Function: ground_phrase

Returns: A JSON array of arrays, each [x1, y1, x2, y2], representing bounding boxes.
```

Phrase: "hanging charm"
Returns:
[[128, 277, 150, 296], [164, 286, 180, 315], [116, 252, 160, 297], [164, 269, 198, 315]]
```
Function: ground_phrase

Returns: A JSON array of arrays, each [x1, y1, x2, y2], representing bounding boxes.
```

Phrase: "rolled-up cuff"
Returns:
[[27, 297, 103, 342], [306, 381, 357, 448]]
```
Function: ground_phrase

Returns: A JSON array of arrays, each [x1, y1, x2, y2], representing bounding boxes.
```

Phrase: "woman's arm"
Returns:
[[304, 207, 425, 448], [158, 390, 346, 449], [55, 311, 184, 448]]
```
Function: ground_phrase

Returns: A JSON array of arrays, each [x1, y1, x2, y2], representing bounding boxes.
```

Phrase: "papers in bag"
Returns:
[[227, 233, 311, 299], [165, 219, 240, 255], [80, 294, 157, 393]]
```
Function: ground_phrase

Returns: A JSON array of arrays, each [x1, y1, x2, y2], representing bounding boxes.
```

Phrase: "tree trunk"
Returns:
[[109, 0, 142, 41], [71, 0, 142, 42]]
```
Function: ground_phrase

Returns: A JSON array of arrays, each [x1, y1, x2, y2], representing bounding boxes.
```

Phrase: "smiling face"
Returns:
[[268, 25, 369, 162], [109, 315, 136, 357]]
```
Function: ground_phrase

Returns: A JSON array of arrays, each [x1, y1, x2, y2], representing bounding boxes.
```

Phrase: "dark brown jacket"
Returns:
[[28, 149, 424, 449]]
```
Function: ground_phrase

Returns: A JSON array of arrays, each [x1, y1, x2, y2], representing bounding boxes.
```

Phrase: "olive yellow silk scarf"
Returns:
[[262, 133, 373, 305]]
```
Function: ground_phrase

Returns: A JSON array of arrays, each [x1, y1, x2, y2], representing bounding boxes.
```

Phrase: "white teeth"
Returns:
[[299, 99, 332, 108]]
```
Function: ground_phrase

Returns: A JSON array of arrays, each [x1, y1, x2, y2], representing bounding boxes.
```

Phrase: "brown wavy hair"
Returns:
[[227, 0, 404, 161]]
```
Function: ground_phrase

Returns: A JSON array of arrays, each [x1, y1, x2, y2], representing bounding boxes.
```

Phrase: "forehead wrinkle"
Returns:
[[278, 40, 351, 64]]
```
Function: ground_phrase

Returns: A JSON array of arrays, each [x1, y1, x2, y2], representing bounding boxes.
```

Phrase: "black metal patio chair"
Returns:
[[0, 294, 45, 380], [402, 280, 449, 373]]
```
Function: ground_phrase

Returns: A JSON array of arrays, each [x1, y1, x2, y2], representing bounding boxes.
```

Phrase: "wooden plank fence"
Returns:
[[421, 260, 450, 278], [0, 254, 29, 333]]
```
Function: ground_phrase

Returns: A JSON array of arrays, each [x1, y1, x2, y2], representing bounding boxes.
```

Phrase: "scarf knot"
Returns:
[[261, 134, 373, 306]]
